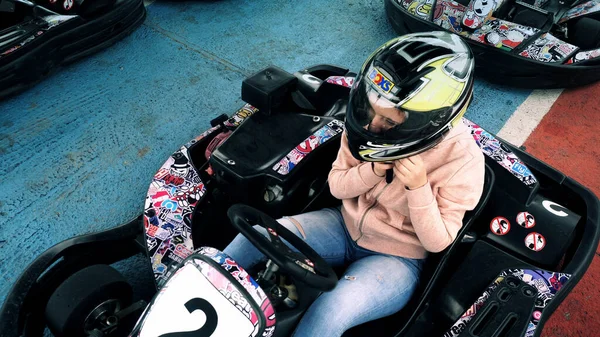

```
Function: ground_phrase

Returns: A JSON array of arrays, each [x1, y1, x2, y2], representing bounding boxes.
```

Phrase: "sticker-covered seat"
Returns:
[[129, 247, 276, 337]]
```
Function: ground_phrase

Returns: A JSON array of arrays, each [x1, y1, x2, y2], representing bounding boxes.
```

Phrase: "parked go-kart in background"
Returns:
[[0, 0, 146, 100], [385, 0, 600, 87]]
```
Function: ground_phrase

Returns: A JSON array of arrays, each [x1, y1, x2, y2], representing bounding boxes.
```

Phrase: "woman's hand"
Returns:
[[372, 162, 394, 177], [394, 155, 428, 190]]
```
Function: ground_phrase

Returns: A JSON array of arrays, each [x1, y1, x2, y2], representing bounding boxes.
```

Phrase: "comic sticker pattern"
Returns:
[[145, 147, 206, 285], [433, 0, 467, 34], [444, 269, 571, 337], [469, 18, 538, 51], [325, 76, 355, 88], [566, 47, 600, 64], [273, 119, 345, 175], [462, 0, 503, 30], [519, 33, 579, 63], [558, 0, 600, 23], [443, 276, 504, 337], [183, 104, 257, 149], [510, 269, 570, 337], [197, 248, 277, 337], [463, 119, 538, 186], [148, 104, 257, 285], [401, 0, 436, 21], [225, 104, 259, 127], [0, 15, 76, 59]]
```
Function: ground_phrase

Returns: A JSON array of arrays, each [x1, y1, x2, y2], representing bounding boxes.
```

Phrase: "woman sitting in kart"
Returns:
[[224, 31, 486, 337]]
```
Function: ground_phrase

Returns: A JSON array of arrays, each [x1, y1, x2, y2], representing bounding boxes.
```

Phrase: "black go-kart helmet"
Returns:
[[345, 31, 475, 162]]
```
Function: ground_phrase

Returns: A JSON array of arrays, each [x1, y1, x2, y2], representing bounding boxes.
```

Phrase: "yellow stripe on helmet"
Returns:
[[400, 56, 466, 112]]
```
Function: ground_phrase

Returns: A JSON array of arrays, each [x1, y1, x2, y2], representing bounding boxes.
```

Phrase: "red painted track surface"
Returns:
[[524, 82, 600, 337]]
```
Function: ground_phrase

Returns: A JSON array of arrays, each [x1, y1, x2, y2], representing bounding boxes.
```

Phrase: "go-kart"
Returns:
[[1, 64, 598, 337], [0, 0, 146, 100], [385, 0, 600, 88]]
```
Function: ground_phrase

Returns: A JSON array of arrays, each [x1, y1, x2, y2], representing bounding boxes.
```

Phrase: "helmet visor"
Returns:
[[348, 77, 452, 144]]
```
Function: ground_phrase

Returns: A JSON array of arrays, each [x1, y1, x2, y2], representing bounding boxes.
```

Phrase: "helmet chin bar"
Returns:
[[348, 118, 448, 162]]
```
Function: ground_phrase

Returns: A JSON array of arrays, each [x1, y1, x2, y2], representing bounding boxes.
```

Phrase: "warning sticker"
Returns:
[[525, 232, 546, 252], [63, 0, 73, 10], [516, 212, 536, 229], [490, 217, 511, 236]]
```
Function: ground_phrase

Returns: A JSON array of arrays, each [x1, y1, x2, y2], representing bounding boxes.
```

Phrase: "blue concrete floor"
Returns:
[[0, 0, 532, 309]]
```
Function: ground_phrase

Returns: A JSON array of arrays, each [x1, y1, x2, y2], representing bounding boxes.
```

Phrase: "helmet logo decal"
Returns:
[[369, 68, 395, 94]]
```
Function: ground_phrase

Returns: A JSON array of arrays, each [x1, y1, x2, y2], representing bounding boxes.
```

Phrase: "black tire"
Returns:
[[45, 264, 133, 337]]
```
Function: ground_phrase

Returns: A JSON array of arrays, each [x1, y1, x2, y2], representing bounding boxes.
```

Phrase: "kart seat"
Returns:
[[342, 163, 495, 337], [567, 17, 600, 50], [323, 98, 347, 120]]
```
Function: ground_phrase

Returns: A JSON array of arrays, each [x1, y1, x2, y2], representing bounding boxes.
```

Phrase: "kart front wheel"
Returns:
[[45, 264, 133, 337]]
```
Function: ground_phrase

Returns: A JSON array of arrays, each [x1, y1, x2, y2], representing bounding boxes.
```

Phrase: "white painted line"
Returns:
[[497, 89, 563, 147]]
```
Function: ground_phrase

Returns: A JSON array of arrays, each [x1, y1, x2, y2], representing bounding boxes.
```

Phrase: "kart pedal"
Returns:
[[455, 275, 537, 337]]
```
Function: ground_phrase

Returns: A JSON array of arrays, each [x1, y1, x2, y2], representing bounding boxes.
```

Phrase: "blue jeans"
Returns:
[[224, 207, 424, 337]]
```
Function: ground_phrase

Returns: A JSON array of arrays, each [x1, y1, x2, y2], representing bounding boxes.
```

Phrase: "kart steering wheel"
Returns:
[[227, 204, 338, 291]]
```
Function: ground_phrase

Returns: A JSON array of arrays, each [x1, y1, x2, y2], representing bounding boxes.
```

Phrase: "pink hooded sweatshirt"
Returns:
[[328, 122, 485, 258]]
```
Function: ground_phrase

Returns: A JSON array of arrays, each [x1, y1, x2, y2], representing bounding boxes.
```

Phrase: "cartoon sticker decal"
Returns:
[[147, 103, 260, 285], [558, 0, 600, 24], [445, 269, 571, 337], [273, 119, 345, 175], [433, 0, 468, 34], [462, 0, 502, 30], [325, 76, 355, 88], [490, 216, 511, 235], [225, 104, 259, 128], [197, 248, 277, 336], [566, 47, 600, 64], [517, 211, 536, 228], [443, 275, 504, 336], [403, 0, 436, 21], [519, 33, 579, 63], [133, 250, 276, 337], [146, 146, 206, 285], [469, 18, 538, 50], [463, 119, 538, 186], [525, 232, 546, 251], [183, 104, 257, 149]]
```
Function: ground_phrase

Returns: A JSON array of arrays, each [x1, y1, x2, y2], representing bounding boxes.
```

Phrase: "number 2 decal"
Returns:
[[159, 298, 218, 337]]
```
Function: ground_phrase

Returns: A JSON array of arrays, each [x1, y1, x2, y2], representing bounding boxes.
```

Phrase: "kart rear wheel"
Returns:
[[45, 264, 133, 337]]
